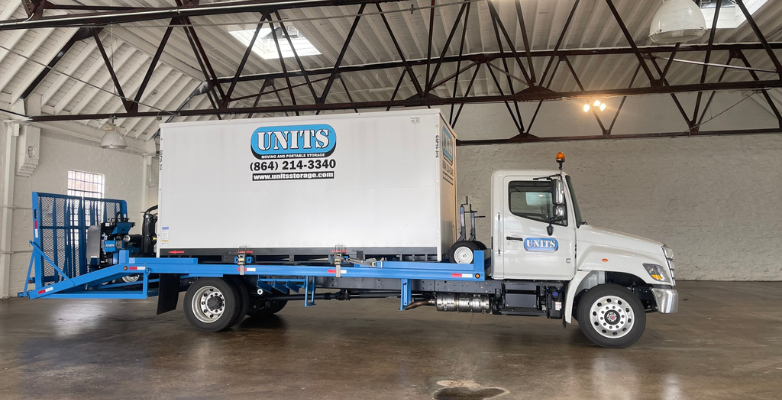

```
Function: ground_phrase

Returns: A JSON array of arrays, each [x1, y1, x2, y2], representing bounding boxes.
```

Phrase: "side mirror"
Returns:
[[554, 205, 565, 220], [553, 180, 565, 205]]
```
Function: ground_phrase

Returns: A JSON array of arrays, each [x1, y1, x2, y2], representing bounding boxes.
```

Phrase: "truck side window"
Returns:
[[508, 181, 566, 226]]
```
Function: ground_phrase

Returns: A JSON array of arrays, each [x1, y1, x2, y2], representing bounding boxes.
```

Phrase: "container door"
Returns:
[[500, 175, 576, 280]]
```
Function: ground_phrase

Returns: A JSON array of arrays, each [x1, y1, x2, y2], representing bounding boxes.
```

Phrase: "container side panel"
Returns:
[[439, 116, 458, 257], [158, 111, 444, 253]]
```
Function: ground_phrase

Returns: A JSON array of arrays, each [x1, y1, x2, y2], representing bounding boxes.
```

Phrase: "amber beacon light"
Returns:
[[556, 152, 565, 170]]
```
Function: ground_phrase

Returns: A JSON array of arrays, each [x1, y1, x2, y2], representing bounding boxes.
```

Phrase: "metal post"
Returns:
[[131, 22, 175, 113], [736, 50, 782, 128], [386, 69, 406, 111], [735, 0, 782, 79], [608, 64, 640, 135], [515, 0, 535, 83], [224, 12, 269, 107], [692, 0, 722, 124], [276, 12, 318, 102], [376, 3, 424, 97], [424, 0, 436, 88], [452, 63, 481, 126], [564, 56, 607, 135], [604, 0, 657, 85], [426, 1, 468, 94], [487, 0, 532, 86], [650, 57, 695, 133], [318, 3, 366, 104], [270, 18, 299, 115], [93, 28, 131, 112], [540, 0, 580, 84]]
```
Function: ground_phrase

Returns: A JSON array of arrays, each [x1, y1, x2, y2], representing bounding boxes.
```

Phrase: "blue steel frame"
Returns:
[[22, 248, 486, 310], [22, 192, 486, 311], [30, 192, 127, 289]]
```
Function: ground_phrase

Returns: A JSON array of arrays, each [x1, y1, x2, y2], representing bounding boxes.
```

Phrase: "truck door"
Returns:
[[500, 175, 576, 280]]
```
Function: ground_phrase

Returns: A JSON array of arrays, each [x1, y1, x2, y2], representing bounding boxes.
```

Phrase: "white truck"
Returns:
[[154, 109, 677, 348], [22, 109, 676, 349]]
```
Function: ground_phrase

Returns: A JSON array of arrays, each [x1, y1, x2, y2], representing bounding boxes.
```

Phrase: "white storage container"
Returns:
[[157, 109, 458, 260]]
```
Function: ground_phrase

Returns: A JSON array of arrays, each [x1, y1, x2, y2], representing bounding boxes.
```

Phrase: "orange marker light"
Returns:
[[556, 152, 565, 162], [601, 258, 608, 262]]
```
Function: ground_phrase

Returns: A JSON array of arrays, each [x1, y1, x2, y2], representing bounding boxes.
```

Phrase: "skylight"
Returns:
[[698, 0, 769, 29], [229, 25, 321, 60]]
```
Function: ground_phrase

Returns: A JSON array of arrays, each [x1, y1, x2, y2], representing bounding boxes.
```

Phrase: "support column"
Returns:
[[0, 121, 20, 298]]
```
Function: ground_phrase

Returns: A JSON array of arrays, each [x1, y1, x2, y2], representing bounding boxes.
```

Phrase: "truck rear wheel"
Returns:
[[184, 278, 243, 332], [226, 277, 250, 327], [576, 284, 646, 348], [447, 241, 478, 264]]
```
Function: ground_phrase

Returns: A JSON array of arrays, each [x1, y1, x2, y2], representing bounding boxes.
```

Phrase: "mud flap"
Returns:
[[156, 274, 181, 315]]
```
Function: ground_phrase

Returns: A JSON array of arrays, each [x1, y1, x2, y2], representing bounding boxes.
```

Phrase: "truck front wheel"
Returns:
[[184, 278, 242, 332], [576, 284, 646, 348]]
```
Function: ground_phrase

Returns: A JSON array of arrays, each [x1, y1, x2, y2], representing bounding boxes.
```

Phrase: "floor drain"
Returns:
[[433, 380, 508, 400]]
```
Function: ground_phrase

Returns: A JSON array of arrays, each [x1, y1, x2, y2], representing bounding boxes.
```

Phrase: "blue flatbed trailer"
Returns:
[[20, 192, 501, 332]]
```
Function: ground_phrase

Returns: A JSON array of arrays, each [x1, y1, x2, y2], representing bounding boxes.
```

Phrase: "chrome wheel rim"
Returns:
[[589, 295, 635, 339], [453, 246, 474, 264], [192, 286, 226, 323], [121, 274, 140, 283]]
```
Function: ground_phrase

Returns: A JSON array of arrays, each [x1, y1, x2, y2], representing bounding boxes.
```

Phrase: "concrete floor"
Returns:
[[0, 281, 780, 400]]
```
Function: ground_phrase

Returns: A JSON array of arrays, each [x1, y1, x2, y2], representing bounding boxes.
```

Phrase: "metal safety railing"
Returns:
[[26, 192, 127, 293]]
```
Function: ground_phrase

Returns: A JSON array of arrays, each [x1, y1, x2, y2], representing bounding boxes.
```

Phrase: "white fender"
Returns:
[[564, 270, 604, 323]]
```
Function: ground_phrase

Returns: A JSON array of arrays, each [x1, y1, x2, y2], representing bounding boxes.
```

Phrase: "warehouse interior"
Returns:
[[1, 0, 781, 398]]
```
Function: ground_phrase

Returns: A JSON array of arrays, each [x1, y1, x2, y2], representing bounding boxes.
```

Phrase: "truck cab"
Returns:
[[483, 156, 677, 347]]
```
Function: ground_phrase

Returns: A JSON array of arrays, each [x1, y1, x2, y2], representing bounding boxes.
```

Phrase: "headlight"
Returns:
[[643, 263, 668, 282], [663, 246, 674, 260]]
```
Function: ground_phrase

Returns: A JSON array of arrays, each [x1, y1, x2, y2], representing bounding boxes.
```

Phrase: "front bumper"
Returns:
[[651, 288, 678, 313]]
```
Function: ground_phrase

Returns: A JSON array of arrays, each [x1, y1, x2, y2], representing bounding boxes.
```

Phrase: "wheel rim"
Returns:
[[192, 286, 226, 323], [588, 295, 635, 339], [121, 274, 140, 283], [453, 246, 474, 264]]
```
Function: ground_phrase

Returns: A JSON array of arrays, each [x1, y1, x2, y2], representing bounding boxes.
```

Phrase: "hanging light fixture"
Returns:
[[101, 117, 127, 149], [649, 0, 708, 44]]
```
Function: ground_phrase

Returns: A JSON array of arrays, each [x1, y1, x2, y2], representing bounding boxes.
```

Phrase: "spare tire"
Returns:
[[447, 241, 479, 264]]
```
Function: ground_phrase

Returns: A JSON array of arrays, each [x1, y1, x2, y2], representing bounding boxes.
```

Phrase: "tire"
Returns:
[[120, 274, 140, 283], [184, 278, 242, 332], [577, 283, 646, 348], [447, 241, 479, 264], [475, 241, 487, 250], [226, 277, 250, 327], [247, 297, 288, 318]]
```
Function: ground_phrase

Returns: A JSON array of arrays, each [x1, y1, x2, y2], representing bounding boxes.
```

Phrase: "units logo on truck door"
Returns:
[[250, 124, 338, 182], [524, 238, 558, 252]]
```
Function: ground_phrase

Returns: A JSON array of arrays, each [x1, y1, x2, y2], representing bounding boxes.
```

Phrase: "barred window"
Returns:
[[67, 170, 104, 199]]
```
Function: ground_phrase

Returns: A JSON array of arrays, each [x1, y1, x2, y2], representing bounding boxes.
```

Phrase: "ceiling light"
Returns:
[[593, 100, 601, 107], [599, 103, 607, 112], [229, 25, 320, 60], [649, 0, 708, 44], [583, 104, 591, 112], [101, 118, 126, 149]]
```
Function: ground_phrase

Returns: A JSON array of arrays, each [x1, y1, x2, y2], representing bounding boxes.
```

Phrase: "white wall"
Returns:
[[457, 134, 782, 281], [1, 91, 780, 299], [1, 129, 145, 298]]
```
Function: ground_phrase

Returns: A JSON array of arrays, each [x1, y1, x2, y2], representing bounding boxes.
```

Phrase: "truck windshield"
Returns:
[[566, 175, 585, 227]]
